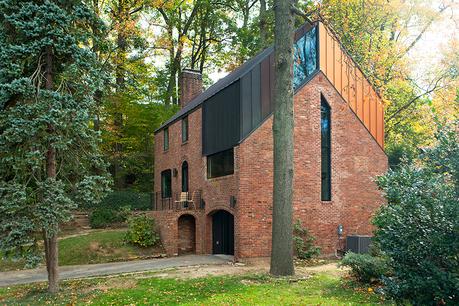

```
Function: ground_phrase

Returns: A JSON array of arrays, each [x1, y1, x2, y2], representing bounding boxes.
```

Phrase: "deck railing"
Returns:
[[152, 190, 203, 211]]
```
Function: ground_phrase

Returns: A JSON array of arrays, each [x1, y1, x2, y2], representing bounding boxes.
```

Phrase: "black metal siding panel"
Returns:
[[240, 73, 252, 136], [203, 81, 241, 156], [260, 57, 271, 118], [251, 63, 261, 127], [269, 53, 275, 112], [156, 46, 274, 133]]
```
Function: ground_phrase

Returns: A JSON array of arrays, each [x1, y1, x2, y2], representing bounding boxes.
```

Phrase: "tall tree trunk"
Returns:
[[259, 0, 268, 49], [270, 0, 295, 276], [43, 230, 59, 293], [162, 0, 201, 106], [166, 53, 180, 106], [92, 0, 102, 132], [93, 90, 102, 131], [113, 0, 127, 189], [44, 45, 60, 293]]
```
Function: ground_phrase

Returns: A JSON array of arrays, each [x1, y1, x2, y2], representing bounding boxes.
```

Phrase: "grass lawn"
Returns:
[[0, 272, 392, 305], [0, 230, 164, 272]]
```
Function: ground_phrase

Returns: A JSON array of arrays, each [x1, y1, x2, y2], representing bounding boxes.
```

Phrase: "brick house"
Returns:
[[151, 21, 387, 259]]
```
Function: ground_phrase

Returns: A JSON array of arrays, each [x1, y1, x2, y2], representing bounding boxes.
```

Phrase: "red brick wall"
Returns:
[[154, 107, 238, 256], [237, 71, 388, 257], [146, 210, 205, 256], [153, 71, 387, 259]]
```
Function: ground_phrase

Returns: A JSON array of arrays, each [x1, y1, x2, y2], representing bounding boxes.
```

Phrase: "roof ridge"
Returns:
[[155, 19, 382, 133]]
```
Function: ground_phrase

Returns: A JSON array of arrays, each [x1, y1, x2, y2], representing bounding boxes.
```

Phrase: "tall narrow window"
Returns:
[[163, 127, 169, 151], [161, 169, 172, 198], [321, 95, 331, 201], [182, 161, 189, 192], [182, 116, 188, 143]]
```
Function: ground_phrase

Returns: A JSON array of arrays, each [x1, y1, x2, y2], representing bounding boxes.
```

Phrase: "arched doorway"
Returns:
[[178, 214, 196, 254], [212, 210, 234, 255]]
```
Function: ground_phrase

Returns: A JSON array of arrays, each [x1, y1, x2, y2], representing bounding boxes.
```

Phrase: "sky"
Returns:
[[408, 1, 459, 84]]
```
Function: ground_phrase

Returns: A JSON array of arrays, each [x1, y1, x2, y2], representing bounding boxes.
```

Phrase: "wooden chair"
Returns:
[[175, 192, 194, 210]]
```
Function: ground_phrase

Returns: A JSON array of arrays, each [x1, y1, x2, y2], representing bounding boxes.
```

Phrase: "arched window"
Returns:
[[182, 161, 189, 192], [321, 94, 331, 201]]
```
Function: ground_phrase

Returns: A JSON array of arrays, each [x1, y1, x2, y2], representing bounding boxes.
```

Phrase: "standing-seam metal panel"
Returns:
[[203, 81, 241, 156], [319, 22, 384, 148], [251, 64, 262, 127], [260, 57, 271, 117], [241, 73, 252, 136]]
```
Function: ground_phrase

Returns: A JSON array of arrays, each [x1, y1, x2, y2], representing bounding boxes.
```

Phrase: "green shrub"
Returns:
[[89, 207, 129, 229], [125, 215, 160, 248], [374, 123, 459, 305], [82, 190, 151, 211], [340, 252, 390, 283], [100, 191, 151, 211], [85, 191, 150, 228], [386, 142, 418, 169], [293, 220, 321, 260]]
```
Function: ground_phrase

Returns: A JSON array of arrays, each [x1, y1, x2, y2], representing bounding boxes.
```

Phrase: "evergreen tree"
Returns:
[[0, 0, 111, 293]]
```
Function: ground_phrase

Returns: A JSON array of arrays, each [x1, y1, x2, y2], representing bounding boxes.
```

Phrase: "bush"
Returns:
[[100, 191, 151, 211], [293, 220, 321, 260], [386, 142, 418, 169], [340, 252, 390, 283], [87, 190, 150, 229], [374, 123, 459, 305], [89, 208, 126, 228], [125, 215, 160, 248]]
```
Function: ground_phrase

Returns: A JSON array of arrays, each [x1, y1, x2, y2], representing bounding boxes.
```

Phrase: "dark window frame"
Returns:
[[181, 161, 189, 192], [182, 116, 189, 143], [207, 148, 234, 179], [321, 94, 331, 201], [161, 169, 172, 198], [163, 128, 169, 151]]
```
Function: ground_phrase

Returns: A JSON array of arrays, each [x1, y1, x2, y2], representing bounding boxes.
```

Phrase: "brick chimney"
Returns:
[[179, 69, 203, 109]]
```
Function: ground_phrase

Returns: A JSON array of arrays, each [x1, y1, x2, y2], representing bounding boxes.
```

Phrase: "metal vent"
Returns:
[[346, 235, 371, 254]]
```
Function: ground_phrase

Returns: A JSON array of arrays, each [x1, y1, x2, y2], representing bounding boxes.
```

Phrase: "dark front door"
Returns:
[[212, 210, 234, 255]]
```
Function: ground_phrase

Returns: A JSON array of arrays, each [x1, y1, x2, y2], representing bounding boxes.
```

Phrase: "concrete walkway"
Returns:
[[0, 255, 233, 287]]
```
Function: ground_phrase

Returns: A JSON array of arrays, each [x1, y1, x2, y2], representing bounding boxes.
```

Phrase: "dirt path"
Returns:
[[141, 259, 345, 280], [0, 255, 233, 287], [0, 255, 346, 287]]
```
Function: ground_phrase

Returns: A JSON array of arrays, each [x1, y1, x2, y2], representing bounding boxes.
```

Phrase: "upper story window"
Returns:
[[321, 95, 331, 201], [161, 169, 172, 198], [181, 161, 189, 192], [293, 26, 318, 90], [182, 116, 189, 143], [163, 127, 169, 151], [207, 148, 234, 179]]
